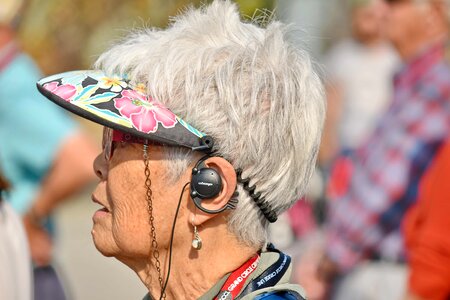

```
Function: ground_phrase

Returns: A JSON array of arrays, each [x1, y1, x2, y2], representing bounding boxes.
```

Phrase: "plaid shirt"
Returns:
[[325, 42, 450, 272]]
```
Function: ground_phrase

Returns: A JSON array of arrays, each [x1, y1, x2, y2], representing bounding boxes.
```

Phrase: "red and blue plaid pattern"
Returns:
[[325, 42, 450, 272]]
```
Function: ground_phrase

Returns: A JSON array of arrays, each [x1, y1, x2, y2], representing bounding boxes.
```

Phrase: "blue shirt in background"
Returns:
[[0, 53, 76, 214]]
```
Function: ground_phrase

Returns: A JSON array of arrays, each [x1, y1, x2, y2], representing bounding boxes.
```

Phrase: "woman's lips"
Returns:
[[93, 208, 110, 220], [91, 194, 111, 220], [91, 194, 110, 212]]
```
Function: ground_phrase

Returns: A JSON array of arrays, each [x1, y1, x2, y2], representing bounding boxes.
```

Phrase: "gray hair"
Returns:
[[95, 0, 325, 248]]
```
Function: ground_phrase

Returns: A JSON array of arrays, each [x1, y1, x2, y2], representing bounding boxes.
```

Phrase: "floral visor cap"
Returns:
[[36, 70, 214, 152]]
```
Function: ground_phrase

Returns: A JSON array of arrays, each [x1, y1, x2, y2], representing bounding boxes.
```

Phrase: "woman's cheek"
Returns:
[[112, 202, 152, 255]]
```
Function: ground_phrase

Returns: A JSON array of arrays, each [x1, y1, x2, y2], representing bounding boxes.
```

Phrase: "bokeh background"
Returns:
[[18, 0, 275, 74], [12, 0, 352, 299], [17, 0, 349, 74]]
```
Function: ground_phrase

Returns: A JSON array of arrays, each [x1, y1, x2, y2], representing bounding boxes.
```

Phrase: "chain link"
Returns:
[[143, 145, 166, 300]]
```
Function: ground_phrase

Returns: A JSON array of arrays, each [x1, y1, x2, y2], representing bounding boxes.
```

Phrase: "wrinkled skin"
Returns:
[[91, 143, 192, 264]]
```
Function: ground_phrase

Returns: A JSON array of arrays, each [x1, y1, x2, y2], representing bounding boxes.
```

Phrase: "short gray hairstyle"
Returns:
[[95, 0, 325, 248]]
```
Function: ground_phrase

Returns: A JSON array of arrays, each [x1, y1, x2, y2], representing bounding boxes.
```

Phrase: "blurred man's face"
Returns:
[[352, 0, 389, 43], [385, 0, 428, 49]]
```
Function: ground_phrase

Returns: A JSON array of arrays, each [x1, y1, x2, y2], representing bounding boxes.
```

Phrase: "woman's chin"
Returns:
[[91, 228, 118, 257]]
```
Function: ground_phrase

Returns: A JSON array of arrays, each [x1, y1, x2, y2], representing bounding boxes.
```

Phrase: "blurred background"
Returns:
[[18, 0, 274, 74], [7, 0, 407, 299], [17, 0, 350, 74]]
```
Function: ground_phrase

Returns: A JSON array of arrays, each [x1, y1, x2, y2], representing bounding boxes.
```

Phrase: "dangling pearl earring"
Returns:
[[191, 215, 202, 250], [192, 225, 202, 250]]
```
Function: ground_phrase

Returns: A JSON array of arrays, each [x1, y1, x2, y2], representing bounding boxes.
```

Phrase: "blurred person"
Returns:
[[0, 170, 32, 300], [320, 0, 399, 165], [297, 0, 398, 295], [35, 1, 326, 299], [402, 139, 450, 300], [314, 0, 450, 299], [0, 0, 98, 299]]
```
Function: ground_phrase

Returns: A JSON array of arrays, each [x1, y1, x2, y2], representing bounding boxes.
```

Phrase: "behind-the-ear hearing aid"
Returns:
[[190, 156, 238, 214]]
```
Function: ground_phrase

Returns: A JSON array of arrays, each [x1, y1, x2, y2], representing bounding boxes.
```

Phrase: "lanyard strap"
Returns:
[[215, 254, 260, 300], [237, 249, 291, 298]]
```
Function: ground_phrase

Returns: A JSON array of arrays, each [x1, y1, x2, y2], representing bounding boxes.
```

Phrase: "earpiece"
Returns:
[[190, 156, 237, 214]]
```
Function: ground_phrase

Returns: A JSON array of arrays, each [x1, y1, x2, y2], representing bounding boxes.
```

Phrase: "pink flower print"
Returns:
[[114, 91, 144, 118], [43, 81, 77, 102], [114, 89, 177, 133], [151, 102, 179, 126], [130, 109, 157, 134]]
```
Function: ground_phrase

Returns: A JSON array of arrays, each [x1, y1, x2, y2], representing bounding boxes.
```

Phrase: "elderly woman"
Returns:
[[37, 1, 325, 299]]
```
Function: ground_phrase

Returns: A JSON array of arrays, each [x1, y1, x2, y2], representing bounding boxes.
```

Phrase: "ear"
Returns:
[[189, 156, 237, 226]]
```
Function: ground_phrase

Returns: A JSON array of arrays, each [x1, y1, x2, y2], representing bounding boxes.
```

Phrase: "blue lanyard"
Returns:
[[236, 246, 291, 299]]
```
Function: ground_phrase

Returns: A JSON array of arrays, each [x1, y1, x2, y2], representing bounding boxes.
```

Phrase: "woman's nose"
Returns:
[[93, 152, 108, 180]]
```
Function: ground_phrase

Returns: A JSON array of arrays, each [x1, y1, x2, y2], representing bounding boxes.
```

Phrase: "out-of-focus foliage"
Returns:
[[16, 0, 274, 74]]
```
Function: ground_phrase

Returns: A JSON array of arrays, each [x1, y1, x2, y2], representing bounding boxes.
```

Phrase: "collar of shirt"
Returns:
[[394, 42, 445, 88]]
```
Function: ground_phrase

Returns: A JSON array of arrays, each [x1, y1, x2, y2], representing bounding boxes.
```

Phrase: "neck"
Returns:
[[398, 34, 447, 61], [125, 222, 258, 299]]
